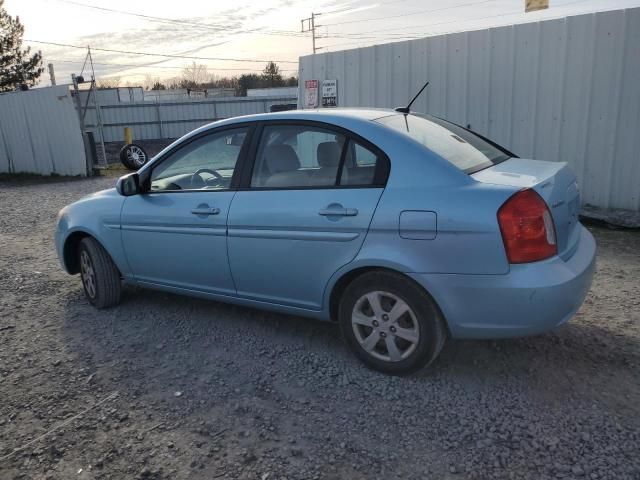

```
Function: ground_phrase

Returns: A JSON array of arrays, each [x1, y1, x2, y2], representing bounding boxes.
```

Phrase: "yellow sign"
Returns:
[[525, 0, 549, 12]]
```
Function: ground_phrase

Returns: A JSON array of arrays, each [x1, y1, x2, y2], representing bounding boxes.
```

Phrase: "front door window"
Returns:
[[150, 128, 248, 192]]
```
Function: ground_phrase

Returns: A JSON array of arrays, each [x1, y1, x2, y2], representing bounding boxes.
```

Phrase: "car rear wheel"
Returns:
[[338, 271, 446, 375], [78, 237, 122, 308]]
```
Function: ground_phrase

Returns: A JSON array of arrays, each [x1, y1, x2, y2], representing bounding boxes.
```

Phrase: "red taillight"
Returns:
[[497, 189, 557, 264]]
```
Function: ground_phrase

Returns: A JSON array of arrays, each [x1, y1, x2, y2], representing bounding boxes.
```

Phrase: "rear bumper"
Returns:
[[408, 225, 596, 339]]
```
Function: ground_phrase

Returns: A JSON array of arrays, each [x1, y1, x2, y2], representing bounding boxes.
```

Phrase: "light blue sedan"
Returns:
[[55, 109, 596, 374]]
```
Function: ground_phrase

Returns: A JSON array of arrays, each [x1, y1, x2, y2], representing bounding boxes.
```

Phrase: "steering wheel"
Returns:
[[190, 168, 224, 188]]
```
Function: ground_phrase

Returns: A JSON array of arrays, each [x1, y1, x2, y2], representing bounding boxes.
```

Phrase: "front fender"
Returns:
[[54, 189, 131, 278]]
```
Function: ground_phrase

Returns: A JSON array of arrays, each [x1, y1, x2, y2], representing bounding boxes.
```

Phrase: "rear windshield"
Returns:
[[375, 113, 511, 173]]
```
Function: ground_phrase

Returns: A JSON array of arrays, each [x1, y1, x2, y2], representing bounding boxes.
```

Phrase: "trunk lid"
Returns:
[[472, 158, 581, 258]]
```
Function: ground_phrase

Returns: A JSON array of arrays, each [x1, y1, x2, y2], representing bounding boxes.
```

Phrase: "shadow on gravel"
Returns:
[[49, 282, 640, 479], [59, 286, 345, 399], [60, 283, 638, 391]]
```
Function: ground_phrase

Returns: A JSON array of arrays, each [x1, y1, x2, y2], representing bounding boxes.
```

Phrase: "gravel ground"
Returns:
[[0, 176, 639, 480]]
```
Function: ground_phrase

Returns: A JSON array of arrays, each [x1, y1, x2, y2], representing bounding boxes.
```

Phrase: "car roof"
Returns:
[[141, 108, 406, 174], [218, 108, 399, 125]]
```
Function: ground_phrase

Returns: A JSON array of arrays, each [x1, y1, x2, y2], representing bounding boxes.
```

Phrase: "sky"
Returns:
[[6, 0, 640, 87]]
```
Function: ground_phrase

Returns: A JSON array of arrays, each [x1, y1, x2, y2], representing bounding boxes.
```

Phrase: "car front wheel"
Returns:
[[339, 271, 446, 375], [78, 237, 122, 308]]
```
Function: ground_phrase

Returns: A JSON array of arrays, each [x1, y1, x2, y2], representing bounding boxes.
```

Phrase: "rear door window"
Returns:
[[339, 141, 381, 186], [248, 123, 390, 189], [250, 125, 347, 188]]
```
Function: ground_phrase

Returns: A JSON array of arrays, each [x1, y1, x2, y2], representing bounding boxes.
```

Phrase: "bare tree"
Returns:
[[143, 74, 165, 90], [181, 62, 208, 88], [96, 76, 121, 88]]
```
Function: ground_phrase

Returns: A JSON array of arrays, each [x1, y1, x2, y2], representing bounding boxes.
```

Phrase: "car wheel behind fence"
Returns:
[[120, 143, 149, 170]]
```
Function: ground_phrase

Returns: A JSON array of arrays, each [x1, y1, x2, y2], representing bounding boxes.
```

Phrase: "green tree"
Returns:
[[237, 73, 261, 96], [151, 81, 166, 90], [284, 75, 298, 87], [262, 61, 283, 87], [0, 0, 43, 91]]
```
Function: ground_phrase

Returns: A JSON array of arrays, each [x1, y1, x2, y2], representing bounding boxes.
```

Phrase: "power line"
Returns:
[[24, 39, 299, 64], [320, 0, 495, 27], [50, 0, 306, 38], [312, 0, 494, 51], [45, 58, 298, 73], [312, 1, 491, 52], [318, 33, 427, 40], [320, 0, 593, 49]]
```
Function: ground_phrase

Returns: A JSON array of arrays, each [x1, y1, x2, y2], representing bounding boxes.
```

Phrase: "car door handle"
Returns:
[[318, 207, 359, 217], [191, 207, 220, 216]]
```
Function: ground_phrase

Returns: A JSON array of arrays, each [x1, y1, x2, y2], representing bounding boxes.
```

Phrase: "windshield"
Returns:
[[376, 113, 511, 173]]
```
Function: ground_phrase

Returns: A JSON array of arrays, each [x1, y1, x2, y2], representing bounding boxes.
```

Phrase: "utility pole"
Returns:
[[48, 63, 56, 86], [301, 12, 322, 54]]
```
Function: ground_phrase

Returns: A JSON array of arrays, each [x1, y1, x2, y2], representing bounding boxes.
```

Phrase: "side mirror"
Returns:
[[116, 173, 140, 196]]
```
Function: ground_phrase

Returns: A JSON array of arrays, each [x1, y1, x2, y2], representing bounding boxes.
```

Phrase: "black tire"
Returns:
[[78, 237, 122, 309], [119, 143, 148, 170], [338, 270, 446, 375]]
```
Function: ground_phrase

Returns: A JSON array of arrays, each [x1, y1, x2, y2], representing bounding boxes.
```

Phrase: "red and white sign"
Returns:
[[304, 80, 319, 109]]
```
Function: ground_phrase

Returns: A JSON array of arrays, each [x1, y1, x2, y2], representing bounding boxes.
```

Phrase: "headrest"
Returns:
[[317, 142, 342, 168], [264, 145, 300, 173]]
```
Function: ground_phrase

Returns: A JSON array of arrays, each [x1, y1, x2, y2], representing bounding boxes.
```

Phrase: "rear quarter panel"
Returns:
[[360, 182, 516, 275], [341, 124, 518, 277]]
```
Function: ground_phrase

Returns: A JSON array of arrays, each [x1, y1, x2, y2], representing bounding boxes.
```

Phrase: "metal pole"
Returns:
[[71, 73, 91, 175], [88, 47, 107, 166], [301, 13, 322, 54], [156, 99, 163, 138], [71, 75, 86, 134], [311, 13, 316, 54], [48, 63, 56, 86]]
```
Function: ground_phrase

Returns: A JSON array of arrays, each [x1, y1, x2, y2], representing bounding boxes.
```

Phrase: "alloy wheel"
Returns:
[[351, 291, 420, 362], [80, 250, 97, 299], [126, 145, 147, 168]]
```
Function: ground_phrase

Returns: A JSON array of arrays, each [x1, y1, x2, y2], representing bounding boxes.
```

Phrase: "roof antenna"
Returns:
[[394, 81, 429, 114]]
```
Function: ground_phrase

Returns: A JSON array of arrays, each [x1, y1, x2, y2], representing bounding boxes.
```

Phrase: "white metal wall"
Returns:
[[83, 95, 297, 142], [299, 8, 640, 211], [247, 87, 299, 97], [0, 86, 87, 176]]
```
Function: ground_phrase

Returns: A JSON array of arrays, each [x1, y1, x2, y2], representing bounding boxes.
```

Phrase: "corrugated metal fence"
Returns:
[[299, 8, 640, 211], [0, 86, 87, 176], [84, 95, 297, 143]]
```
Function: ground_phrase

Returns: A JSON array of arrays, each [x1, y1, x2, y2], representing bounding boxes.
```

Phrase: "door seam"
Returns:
[[225, 190, 239, 294]]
